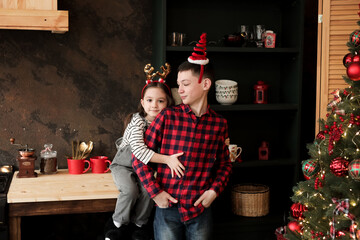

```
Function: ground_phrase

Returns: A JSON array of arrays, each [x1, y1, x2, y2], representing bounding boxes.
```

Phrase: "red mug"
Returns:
[[67, 158, 91, 174], [90, 156, 111, 174]]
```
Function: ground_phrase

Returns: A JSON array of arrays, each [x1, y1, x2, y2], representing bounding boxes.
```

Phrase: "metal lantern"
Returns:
[[254, 81, 269, 104]]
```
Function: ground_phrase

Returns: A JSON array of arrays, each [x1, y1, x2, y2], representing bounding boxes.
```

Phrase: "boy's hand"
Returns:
[[167, 152, 185, 178], [194, 190, 217, 208], [153, 191, 178, 208]]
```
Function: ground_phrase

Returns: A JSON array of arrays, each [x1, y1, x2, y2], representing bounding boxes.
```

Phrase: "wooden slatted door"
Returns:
[[316, 0, 359, 133]]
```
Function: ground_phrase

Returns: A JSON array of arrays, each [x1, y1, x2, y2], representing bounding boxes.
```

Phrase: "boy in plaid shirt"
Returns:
[[132, 33, 232, 240]]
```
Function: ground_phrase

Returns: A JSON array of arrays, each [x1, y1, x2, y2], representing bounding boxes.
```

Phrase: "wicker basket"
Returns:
[[231, 184, 270, 217]]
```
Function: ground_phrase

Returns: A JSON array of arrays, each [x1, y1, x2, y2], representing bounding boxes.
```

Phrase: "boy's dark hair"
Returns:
[[178, 61, 215, 83], [123, 82, 174, 132]]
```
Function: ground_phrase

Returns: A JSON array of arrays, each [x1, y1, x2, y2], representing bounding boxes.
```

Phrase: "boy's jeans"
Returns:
[[154, 206, 213, 240]]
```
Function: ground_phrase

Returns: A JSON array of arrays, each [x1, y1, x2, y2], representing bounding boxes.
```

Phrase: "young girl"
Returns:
[[105, 63, 185, 240]]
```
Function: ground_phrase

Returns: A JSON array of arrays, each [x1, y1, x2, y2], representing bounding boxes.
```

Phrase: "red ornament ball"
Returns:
[[316, 131, 326, 140], [347, 62, 360, 81], [349, 159, 360, 180], [353, 55, 360, 63], [290, 203, 307, 219], [287, 221, 302, 233], [343, 53, 354, 67], [350, 30, 360, 46], [330, 157, 349, 177], [302, 159, 320, 178]]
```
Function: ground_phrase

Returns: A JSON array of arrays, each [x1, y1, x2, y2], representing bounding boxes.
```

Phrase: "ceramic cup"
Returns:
[[229, 144, 242, 162], [215, 80, 238, 105], [215, 79, 238, 91], [67, 158, 91, 174], [90, 156, 111, 174]]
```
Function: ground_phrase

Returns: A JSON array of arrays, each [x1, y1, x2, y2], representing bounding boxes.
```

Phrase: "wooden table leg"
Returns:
[[9, 216, 21, 240]]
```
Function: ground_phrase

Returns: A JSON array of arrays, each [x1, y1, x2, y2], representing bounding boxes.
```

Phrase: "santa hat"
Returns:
[[188, 33, 209, 83], [141, 63, 171, 98]]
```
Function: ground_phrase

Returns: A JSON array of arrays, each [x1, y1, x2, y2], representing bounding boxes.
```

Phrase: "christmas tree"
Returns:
[[282, 21, 360, 239]]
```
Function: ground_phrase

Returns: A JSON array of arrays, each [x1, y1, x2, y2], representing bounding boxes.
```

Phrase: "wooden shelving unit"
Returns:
[[152, 0, 304, 238]]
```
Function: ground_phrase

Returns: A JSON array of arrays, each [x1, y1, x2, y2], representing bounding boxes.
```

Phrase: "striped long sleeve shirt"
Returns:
[[120, 113, 155, 164]]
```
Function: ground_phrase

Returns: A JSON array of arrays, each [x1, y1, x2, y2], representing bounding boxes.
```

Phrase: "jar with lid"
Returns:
[[40, 143, 57, 174]]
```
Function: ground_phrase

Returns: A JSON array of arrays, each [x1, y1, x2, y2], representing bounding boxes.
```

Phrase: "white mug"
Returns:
[[229, 144, 242, 162]]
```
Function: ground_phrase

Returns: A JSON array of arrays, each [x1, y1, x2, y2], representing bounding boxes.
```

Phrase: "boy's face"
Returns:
[[177, 69, 210, 106]]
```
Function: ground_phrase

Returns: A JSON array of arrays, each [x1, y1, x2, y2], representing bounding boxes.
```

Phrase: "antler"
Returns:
[[144, 64, 157, 81], [157, 63, 171, 80]]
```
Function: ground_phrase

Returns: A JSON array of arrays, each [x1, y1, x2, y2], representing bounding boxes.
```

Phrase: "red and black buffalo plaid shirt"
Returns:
[[132, 104, 232, 222]]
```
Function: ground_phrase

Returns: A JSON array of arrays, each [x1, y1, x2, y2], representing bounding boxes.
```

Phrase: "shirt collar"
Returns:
[[180, 104, 211, 117]]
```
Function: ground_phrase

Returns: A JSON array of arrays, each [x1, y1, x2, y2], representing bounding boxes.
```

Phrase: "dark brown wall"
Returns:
[[0, 0, 152, 169]]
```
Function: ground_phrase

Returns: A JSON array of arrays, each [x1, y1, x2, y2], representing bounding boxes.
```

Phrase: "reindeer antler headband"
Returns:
[[141, 63, 171, 98]]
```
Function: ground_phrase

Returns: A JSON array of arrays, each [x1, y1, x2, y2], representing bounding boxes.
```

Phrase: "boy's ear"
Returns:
[[203, 78, 212, 91]]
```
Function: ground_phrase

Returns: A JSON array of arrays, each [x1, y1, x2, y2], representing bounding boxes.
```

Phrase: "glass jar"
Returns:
[[40, 143, 57, 174]]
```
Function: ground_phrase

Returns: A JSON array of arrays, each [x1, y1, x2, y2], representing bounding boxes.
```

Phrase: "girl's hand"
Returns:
[[167, 152, 185, 178]]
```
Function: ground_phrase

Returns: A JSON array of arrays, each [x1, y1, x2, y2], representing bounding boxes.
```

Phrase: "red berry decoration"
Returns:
[[343, 53, 354, 67], [290, 203, 307, 220], [330, 157, 349, 177], [350, 30, 360, 46], [347, 62, 360, 81]]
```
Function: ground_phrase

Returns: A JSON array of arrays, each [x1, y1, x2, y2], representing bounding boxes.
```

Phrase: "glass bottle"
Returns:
[[40, 143, 57, 174]]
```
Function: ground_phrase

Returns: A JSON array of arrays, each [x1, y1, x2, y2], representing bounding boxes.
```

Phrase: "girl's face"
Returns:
[[141, 87, 168, 122]]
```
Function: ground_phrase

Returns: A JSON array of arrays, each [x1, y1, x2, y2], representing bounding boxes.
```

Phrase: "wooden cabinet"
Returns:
[[0, 0, 68, 32], [152, 0, 304, 238]]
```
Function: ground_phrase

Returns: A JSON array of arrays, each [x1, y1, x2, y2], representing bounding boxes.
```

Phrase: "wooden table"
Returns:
[[7, 169, 118, 240]]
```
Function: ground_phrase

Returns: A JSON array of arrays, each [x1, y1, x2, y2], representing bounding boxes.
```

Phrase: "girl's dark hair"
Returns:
[[178, 61, 215, 83], [123, 82, 174, 131]]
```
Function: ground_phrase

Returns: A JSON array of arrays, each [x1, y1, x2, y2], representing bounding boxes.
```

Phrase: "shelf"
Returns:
[[210, 103, 299, 111], [0, 9, 68, 33], [166, 46, 299, 53], [233, 158, 296, 168]]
